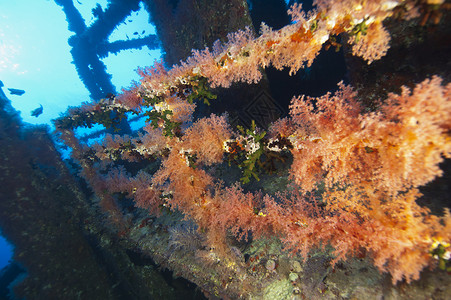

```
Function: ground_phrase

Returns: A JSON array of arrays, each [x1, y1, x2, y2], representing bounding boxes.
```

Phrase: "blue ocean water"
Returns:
[[0, 236, 13, 270], [0, 0, 160, 126]]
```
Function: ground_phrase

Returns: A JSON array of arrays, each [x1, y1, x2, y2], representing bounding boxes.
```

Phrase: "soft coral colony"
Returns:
[[55, 0, 451, 286]]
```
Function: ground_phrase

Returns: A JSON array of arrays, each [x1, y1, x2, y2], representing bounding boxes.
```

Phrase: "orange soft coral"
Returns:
[[286, 77, 451, 193], [182, 114, 233, 166]]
